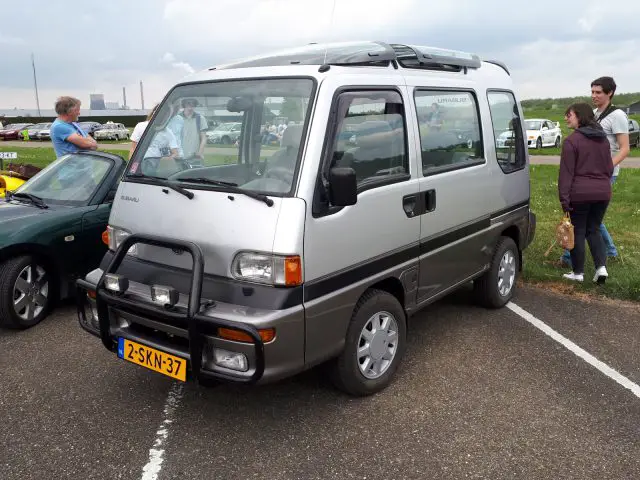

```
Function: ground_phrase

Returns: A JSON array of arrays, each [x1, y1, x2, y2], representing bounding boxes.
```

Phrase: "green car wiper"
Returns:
[[10, 192, 48, 209], [127, 173, 194, 200], [177, 177, 274, 207]]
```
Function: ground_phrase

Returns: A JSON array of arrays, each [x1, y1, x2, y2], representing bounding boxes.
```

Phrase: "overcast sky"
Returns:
[[1, 0, 639, 110]]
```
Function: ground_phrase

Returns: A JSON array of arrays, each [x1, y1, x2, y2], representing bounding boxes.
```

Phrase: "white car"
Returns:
[[524, 118, 562, 149], [94, 122, 130, 140]]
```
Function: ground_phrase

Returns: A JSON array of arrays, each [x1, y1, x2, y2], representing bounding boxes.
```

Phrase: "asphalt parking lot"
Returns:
[[1, 284, 639, 480]]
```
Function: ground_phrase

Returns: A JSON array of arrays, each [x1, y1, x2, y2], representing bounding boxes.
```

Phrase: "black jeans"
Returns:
[[569, 201, 609, 274]]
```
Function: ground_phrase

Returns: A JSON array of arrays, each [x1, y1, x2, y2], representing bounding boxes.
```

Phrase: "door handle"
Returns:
[[424, 189, 436, 212], [402, 194, 418, 217], [403, 190, 436, 217]]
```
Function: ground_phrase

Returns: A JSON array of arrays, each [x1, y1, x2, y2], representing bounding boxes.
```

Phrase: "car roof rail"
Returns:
[[483, 59, 510, 75], [210, 41, 397, 71], [208, 41, 486, 74]]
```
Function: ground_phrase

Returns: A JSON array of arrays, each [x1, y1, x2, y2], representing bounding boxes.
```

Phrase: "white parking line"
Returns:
[[141, 382, 184, 480], [507, 302, 640, 399]]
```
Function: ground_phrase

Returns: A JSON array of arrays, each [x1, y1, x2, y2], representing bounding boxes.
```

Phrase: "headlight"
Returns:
[[231, 252, 302, 286], [528, 135, 535, 140], [106, 225, 137, 256]]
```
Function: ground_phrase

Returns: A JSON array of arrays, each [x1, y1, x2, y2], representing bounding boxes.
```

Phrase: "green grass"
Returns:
[[0, 147, 128, 169], [0, 146, 264, 171], [524, 164, 640, 301]]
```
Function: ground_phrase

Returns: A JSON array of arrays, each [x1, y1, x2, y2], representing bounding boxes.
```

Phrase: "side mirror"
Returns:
[[328, 167, 357, 207]]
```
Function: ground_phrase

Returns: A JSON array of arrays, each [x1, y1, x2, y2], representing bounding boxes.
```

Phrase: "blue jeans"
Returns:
[[562, 175, 617, 266]]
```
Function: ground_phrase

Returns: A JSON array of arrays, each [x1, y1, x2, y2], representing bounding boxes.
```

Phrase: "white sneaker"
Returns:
[[593, 266, 608, 284], [563, 272, 584, 282]]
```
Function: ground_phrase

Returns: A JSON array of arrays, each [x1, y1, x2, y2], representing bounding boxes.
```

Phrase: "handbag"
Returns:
[[555, 212, 575, 250]]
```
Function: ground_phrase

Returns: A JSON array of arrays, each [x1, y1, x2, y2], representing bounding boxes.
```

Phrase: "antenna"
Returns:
[[31, 53, 41, 116], [322, 0, 338, 65]]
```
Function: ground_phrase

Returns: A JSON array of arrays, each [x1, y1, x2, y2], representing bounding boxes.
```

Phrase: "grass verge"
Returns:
[[524, 164, 640, 302]]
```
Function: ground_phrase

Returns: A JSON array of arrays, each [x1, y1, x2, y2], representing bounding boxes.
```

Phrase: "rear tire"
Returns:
[[474, 237, 519, 309], [0, 255, 54, 329], [329, 289, 407, 396], [554, 137, 561, 148]]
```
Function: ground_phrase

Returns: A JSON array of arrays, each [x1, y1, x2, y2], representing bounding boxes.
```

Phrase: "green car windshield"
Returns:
[[14, 153, 113, 206]]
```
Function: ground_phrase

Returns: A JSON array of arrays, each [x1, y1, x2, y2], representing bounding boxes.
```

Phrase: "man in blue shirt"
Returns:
[[50, 96, 97, 157]]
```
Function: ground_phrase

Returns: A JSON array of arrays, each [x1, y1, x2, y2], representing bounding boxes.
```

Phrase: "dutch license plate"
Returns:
[[117, 338, 186, 381]]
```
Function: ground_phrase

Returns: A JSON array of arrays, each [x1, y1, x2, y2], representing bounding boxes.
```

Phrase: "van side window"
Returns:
[[487, 91, 526, 173], [327, 90, 408, 186], [414, 90, 484, 176]]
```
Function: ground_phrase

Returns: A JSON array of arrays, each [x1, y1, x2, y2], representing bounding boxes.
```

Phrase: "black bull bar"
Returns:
[[76, 233, 265, 383]]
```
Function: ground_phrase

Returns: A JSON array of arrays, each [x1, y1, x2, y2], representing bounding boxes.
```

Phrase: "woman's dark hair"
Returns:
[[565, 102, 600, 128]]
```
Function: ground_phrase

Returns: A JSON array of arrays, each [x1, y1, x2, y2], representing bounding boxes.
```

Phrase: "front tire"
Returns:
[[0, 256, 54, 329], [474, 236, 519, 309], [536, 137, 543, 149], [329, 289, 407, 396]]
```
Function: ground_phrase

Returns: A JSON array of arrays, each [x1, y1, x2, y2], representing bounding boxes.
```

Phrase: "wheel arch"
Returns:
[[0, 244, 64, 299]]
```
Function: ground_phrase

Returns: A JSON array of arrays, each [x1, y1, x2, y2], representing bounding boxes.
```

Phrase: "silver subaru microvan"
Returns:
[[77, 41, 536, 396]]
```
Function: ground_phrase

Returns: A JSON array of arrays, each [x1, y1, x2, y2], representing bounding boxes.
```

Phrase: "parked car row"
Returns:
[[0, 121, 129, 141]]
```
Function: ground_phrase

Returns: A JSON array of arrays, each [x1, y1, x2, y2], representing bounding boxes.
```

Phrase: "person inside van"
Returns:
[[558, 103, 613, 284], [129, 105, 158, 158], [130, 104, 180, 175]]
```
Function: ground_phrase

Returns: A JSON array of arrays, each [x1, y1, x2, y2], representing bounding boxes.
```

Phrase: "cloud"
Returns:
[[161, 52, 195, 75], [0, 34, 25, 45], [1, 0, 640, 109]]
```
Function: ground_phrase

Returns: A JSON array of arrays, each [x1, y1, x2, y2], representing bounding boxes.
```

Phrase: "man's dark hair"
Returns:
[[566, 102, 600, 128], [591, 76, 617, 97]]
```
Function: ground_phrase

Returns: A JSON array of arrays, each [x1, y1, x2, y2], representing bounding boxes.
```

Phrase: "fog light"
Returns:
[[213, 348, 248, 372], [150, 285, 179, 307], [104, 274, 129, 293]]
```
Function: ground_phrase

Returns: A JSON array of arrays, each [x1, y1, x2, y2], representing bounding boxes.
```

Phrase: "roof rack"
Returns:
[[390, 44, 482, 73], [211, 41, 397, 70], [209, 41, 490, 75]]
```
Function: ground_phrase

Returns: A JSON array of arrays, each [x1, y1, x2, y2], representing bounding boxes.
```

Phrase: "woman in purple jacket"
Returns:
[[558, 103, 614, 284]]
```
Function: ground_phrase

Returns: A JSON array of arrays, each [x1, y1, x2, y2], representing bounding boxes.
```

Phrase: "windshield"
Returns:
[[14, 153, 113, 206], [525, 120, 542, 130], [6, 124, 29, 130], [127, 77, 315, 195]]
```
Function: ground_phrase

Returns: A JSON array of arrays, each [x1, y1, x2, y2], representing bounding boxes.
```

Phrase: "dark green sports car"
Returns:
[[0, 151, 125, 329]]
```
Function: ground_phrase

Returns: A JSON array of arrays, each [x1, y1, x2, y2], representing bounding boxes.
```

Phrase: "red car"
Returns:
[[0, 123, 34, 141]]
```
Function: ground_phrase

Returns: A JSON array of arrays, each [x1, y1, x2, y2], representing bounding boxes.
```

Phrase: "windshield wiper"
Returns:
[[10, 192, 48, 209], [126, 173, 194, 200], [177, 177, 274, 207]]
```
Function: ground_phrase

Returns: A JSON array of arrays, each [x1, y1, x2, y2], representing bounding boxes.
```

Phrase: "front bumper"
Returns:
[[76, 234, 305, 385]]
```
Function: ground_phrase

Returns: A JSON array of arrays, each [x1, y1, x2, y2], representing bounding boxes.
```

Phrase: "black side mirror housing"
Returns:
[[105, 188, 117, 203], [328, 167, 357, 207]]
